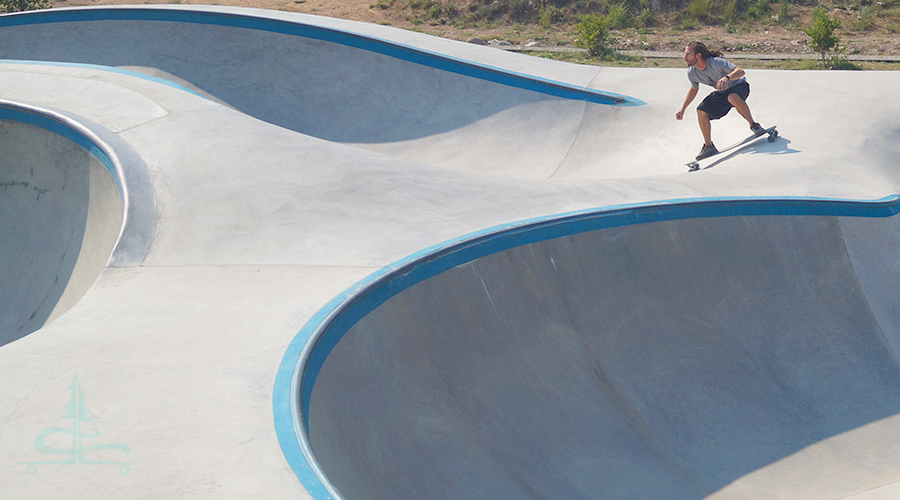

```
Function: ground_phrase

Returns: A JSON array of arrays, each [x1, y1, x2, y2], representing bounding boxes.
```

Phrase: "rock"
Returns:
[[466, 37, 487, 45]]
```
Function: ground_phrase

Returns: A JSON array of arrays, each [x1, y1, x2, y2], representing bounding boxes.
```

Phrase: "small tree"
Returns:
[[804, 7, 843, 68], [575, 14, 615, 59], [1, 0, 50, 13]]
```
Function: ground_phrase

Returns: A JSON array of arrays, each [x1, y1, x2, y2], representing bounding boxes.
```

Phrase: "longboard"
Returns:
[[686, 125, 778, 172]]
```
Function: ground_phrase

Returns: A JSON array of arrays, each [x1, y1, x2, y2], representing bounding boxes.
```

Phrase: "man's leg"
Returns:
[[727, 93, 755, 126], [698, 109, 713, 145]]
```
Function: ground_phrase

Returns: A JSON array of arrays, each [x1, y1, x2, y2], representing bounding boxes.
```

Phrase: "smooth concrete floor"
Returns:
[[1, 6, 899, 499]]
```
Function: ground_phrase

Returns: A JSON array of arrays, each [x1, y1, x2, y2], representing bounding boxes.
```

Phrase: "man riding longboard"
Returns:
[[675, 41, 768, 161]]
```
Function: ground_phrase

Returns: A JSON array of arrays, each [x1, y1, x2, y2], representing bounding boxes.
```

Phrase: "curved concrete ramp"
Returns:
[[0, 6, 643, 180], [304, 199, 900, 499], [2, 5, 900, 500], [0, 105, 123, 345]]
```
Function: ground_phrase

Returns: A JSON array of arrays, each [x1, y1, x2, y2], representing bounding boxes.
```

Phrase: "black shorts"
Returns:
[[697, 81, 750, 120]]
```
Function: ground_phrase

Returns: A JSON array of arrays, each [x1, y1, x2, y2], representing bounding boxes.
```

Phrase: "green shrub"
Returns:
[[607, 3, 630, 28], [687, 0, 712, 22], [722, 0, 740, 24], [747, 0, 771, 19], [831, 58, 863, 70], [538, 6, 563, 28], [804, 6, 843, 66], [575, 14, 615, 58], [634, 7, 656, 27], [680, 17, 700, 29]]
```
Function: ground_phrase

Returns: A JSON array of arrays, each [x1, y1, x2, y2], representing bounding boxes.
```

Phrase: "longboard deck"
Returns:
[[686, 125, 778, 172]]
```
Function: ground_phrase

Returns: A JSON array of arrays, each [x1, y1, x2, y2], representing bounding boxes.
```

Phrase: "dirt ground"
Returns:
[[52, 0, 900, 57]]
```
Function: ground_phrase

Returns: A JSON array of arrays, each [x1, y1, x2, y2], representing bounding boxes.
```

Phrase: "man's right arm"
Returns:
[[675, 86, 699, 120]]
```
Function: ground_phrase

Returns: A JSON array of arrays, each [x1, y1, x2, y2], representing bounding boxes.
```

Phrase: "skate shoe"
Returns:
[[751, 122, 765, 136], [696, 143, 718, 160]]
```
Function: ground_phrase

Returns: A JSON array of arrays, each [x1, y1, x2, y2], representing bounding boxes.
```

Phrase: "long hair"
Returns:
[[688, 41, 723, 60]]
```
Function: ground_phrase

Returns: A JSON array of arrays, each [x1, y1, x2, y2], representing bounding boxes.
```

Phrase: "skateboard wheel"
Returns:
[[767, 134, 776, 143]]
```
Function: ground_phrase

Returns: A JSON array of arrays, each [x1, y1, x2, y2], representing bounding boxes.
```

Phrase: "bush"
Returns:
[[804, 6, 843, 67], [687, 0, 712, 22], [1, 0, 50, 12], [747, 0, 770, 19], [575, 14, 615, 58], [634, 7, 656, 27], [722, 0, 740, 24], [538, 6, 563, 28], [607, 3, 630, 28]]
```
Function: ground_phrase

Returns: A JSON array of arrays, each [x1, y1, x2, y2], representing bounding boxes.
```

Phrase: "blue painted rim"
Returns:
[[0, 7, 642, 106], [273, 194, 900, 499], [0, 104, 120, 192], [0, 59, 206, 99]]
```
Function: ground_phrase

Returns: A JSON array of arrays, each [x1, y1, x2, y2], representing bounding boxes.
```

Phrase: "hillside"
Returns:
[[43, 0, 900, 66]]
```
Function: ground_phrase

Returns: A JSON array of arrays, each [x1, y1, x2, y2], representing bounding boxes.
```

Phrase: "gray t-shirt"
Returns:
[[688, 57, 746, 89]]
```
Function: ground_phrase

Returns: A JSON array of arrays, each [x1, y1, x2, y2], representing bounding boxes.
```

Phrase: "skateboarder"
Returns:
[[675, 42, 765, 160]]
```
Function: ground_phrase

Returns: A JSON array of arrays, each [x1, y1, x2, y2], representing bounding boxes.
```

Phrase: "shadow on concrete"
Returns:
[[307, 208, 900, 499], [0, 11, 583, 144]]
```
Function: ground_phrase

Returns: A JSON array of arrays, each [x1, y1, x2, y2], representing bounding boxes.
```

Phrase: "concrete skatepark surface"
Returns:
[[1, 5, 899, 499]]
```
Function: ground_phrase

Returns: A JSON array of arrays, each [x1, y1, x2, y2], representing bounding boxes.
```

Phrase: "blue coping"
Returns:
[[273, 194, 900, 499], [0, 59, 205, 99], [0, 104, 121, 195], [0, 7, 642, 106]]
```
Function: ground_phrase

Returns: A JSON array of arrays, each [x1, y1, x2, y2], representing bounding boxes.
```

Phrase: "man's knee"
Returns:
[[727, 93, 747, 106]]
